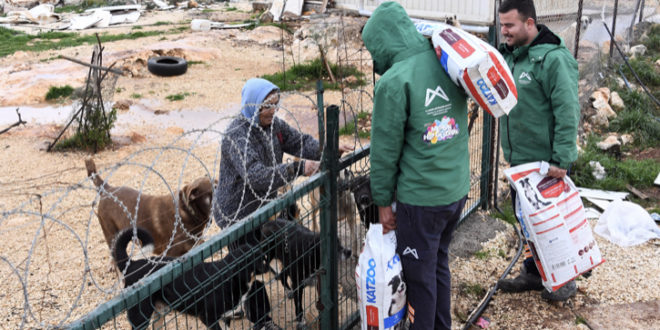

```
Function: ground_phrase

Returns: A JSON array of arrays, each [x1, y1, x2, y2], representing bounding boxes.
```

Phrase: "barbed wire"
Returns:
[[0, 11, 380, 328]]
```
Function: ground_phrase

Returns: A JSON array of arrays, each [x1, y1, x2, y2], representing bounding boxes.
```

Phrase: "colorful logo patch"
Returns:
[[422, 116, 459, 144]]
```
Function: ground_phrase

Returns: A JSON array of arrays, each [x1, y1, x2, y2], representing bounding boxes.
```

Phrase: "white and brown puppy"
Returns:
[[86, 158, 213, 259]]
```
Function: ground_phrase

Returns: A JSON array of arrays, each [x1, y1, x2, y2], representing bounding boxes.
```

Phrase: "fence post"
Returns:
[[480, 27, 498, 210], [317, 80, 325, 148], [320, 104, 339, 330]]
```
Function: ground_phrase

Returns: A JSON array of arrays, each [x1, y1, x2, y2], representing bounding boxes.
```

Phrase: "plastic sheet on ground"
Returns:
[[594, 199, 660, 247]]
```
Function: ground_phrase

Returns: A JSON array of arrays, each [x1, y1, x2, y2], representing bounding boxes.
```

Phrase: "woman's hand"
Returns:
[[338, 144, 355, 156], [303, 160, 320, 176]]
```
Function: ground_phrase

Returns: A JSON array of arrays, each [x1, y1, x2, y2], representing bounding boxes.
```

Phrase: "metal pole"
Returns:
[[317, 80, 325, 149], [574, 0, 584, 59], [320, 105, 339, 330], [629, 0, 643, 44], [639, 0, 645, 23], [609, 0, 619, 61]]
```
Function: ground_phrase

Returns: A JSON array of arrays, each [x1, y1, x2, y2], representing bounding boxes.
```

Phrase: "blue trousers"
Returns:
[[395, 196, 467, 330]]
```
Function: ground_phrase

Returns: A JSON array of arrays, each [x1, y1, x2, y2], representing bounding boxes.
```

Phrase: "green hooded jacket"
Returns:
[[362, 2, 469, 207], [498, 25, 579, 169]]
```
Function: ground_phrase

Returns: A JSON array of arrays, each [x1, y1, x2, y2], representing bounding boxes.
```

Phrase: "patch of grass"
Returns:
[[0, 28, 166, 58], [175, 26, 188, 32], [187, 60, 205, 66], [202, 9, 216, 13], [225, 6, 238, 12], [491, 197, 517, 226], [609, 89, 660, 148], [45, 85, 74, 100], [498, 249, 507, 258], [40, 55, 60, 62], [130, 93, 142, 99], [166, 92, 190, 101], [153, 21, 169, 26], [462, 283, 486, 296], [54, 5, 86, 13], [474, 250, 489, 260], [261, 58, 366, 91], [575, 315, 587, 325], [132, 25, 143, 30], [643, 24, 660, 54], [339, 111, 370, 138], [115, 87, 124, 93], [54, 107, 116, 152], [623, 58, 660, 86], [572, 134, 660, 191]]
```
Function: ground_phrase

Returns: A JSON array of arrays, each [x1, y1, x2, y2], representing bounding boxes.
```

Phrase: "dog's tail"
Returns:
[[112, 227, 155, 272], [85, 158, 105, 188]]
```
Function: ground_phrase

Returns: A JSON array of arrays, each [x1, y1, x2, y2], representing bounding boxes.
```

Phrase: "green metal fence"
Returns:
[[68, 80, 494, 329]]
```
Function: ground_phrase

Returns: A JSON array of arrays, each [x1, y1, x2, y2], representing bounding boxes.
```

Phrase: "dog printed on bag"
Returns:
[[387, 271, 407, 330]]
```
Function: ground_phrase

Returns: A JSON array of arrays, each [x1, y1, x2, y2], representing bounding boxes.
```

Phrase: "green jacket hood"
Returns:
[[361, 2, 430, 75]]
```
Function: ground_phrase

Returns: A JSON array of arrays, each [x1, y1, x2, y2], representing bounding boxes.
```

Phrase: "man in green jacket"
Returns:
[[362, 2, 469, 329], [496, 0, 580, 301]]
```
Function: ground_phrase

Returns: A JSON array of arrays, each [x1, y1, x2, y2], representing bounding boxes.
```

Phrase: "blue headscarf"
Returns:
[[240, 78, 280, 120]]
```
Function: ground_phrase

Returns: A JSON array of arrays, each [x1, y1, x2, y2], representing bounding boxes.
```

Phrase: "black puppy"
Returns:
[[349, 175, 381, 229], [113, 227, 275, 329], [260, 219, 351, 328]]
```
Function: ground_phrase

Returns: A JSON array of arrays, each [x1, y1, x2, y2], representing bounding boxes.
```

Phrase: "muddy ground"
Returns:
[[1, 1, 659, 329]]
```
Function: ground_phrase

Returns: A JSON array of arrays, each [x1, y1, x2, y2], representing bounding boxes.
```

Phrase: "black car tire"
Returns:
[[147, 56, 188, 77]]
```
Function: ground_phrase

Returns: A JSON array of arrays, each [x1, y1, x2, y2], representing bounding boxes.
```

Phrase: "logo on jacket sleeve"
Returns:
[[422, 116, 459, 144], [425, 85, 449, 106]]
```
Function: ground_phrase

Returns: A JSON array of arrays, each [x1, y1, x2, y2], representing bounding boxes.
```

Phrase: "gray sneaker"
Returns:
[[541, 280, 577, 301], [497, 265, 544, 292]]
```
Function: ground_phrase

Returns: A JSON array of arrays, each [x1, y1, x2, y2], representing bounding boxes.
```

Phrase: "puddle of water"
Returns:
[[1, 103, 239, 142], [582, 14, 636, 44], [0, 105, 72, 125]]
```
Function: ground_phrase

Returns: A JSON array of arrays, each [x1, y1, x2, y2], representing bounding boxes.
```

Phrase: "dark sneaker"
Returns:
[[541, 280, 577, 301], [497, 265, 544, 292]]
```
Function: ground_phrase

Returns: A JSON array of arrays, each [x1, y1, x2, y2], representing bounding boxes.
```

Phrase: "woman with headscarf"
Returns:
[[213, 78, 350, 247]]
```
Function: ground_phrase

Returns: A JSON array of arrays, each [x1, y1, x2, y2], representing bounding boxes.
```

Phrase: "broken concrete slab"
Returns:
[[152, 0, 175, 10], [85, 5, 141, 25], [578, 187, 629, 201], [0, 3, 60, 25], [269, 0, 285, 22], [282, 0, 303, 19], [70, 11, 106, 30], [585, 197, 612, 211]]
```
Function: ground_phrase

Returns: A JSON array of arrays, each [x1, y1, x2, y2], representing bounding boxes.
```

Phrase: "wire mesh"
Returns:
[[1, 12, 497, 330]]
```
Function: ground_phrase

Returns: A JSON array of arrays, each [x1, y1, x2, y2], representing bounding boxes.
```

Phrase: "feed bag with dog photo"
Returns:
[[356, 224, 407, 330], [428, 22, 517, 118], [504, 162, 604, 292]]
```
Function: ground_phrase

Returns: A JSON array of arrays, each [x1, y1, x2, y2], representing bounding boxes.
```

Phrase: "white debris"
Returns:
[[589, 160, 607, 180]]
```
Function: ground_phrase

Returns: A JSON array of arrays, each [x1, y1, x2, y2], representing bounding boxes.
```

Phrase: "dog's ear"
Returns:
[[184, 178, 212, 202]]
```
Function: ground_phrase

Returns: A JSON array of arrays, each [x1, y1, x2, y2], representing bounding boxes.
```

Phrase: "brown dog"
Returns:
[[85, 159, 213, 258]]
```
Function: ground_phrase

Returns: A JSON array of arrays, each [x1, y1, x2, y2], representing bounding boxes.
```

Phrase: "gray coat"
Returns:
[[213, 116, 320, 228]]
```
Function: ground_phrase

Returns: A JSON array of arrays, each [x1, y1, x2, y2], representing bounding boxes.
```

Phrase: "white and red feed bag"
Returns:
[[356, 224, 407, 330], [504, 162, 605, 292], [430, 22, 517, 118]]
